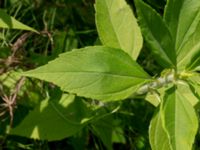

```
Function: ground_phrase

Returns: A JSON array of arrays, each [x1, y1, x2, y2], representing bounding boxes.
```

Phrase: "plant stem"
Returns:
[[136, 73, 175, 95]]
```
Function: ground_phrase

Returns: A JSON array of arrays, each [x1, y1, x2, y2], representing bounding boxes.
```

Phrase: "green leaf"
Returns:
[[177, 22, 200, 70], [161, 86, 198, 150], [21, 46, 150, 101], [0, 9, 37, 32], [149, 109, 171, 150], [10, 94, 92, 141], [112, 127, 125, 144], [145, 91, 161, 107], [187, 74, 200, 99], [0, 70, 21, 90], [164, 0, 200, 70], [149, 86, 199, 150], [177, 81, 199, 106], [92, 117, 126, 149], [186, 56, 200, 71], [135, 0, 176, 68], [187, 73, 200, 85], [164, 0, 200, 53], [95, 0, 143, 60], [92, 116, 114, 150]]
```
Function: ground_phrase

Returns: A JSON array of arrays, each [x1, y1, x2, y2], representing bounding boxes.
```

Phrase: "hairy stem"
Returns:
[[136, 73, 175, 95]]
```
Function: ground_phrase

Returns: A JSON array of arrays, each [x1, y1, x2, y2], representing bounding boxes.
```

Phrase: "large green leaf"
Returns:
[[149, 86, 198, 150], [164, 0, 200, 53], [135, 0, 176, 68], [0, 9, 37, 32], [161, 86, 198, 150], [10, 94, 92, 141], [95, 0, 143, 60], [21, 46, 150, 101]]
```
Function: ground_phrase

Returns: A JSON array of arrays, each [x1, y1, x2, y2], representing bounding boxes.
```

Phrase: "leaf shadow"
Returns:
[[10, 95, 92, 141]]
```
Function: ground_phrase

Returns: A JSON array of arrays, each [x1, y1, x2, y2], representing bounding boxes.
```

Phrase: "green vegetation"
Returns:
[[1, 0, 200, 150]]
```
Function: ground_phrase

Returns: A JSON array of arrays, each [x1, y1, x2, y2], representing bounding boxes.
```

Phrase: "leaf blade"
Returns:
[[0, 9, 37, 32], [162, 86, 198, 150], [95, 0, 143, 60], [10, 94, 91, 141], [135, 0, 176, 68], [149, 109, 171, 150], [22, 46, 150, 101], [164, 0, 200, 52], [177, 22, 200, 70]]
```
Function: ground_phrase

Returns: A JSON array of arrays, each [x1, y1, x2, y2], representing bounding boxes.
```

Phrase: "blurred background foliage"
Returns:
[[1, 0, 190, 150]]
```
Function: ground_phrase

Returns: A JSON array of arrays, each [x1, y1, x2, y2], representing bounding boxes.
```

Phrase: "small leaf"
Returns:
[[149, 109, 171, 150], [164, 0, 200, 70], [10, 94, 92, 141], [161, 86, 198, 150], [21, 46, 150, 101], [95, 0, 143, 60], [187, 73, 200, 85], [135, 0, 176, 68], [187, 74, 200, 99], [92, 116, 114, 150], [177, 81, 199, 106], [177, 22, 200, 70], [186, 56, 200, 71], [164, 0, 200, 53], [0, 9, 37, 32], [145, 91, 161, 107], [112, 127, 126, 144]]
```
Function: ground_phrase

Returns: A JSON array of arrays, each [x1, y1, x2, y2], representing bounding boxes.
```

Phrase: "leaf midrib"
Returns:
[[70, 81, 143, 96], [25, 71, 149, 79]]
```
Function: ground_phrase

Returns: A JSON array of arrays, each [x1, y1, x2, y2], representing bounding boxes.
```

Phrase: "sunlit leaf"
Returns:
[[176, 81, 199, 106], [95, 0, 143, 60], [149, 109, 171, 150], [177, 22, 200, 70], [21, 46, 150, 101], [161, 86, 198, 150], [149, 86, 198, 150]]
